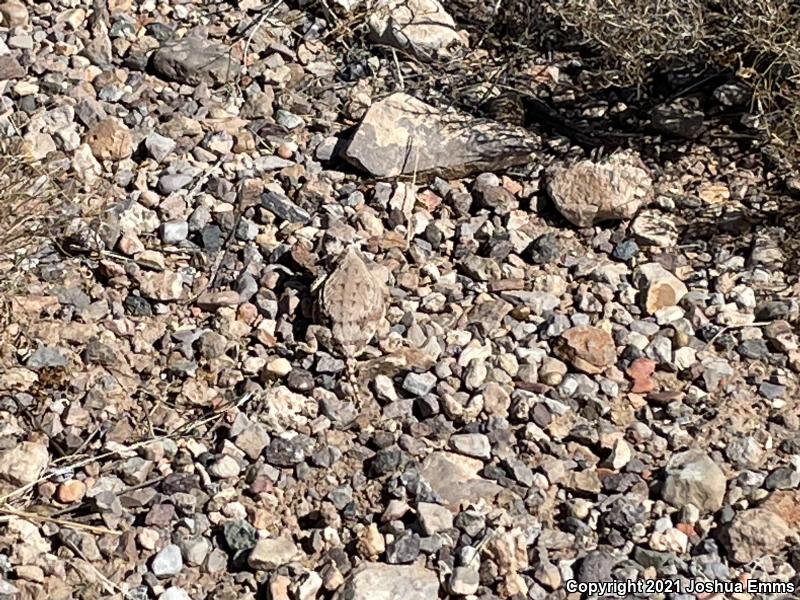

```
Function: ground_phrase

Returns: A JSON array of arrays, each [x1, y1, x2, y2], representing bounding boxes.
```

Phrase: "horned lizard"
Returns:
[[313, 245, 389, 422]]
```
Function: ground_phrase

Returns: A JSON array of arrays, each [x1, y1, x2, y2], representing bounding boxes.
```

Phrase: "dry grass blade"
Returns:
[[62, 536, 139, 600], [0, 506, 121, 536], [0, 392, 253, 505], [0, 141, 66, 289]]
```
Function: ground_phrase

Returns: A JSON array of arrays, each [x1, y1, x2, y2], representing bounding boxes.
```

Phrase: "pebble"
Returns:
[[265, 357, 293, 377], [209, 455, 241, 479], [248, 537, 301, 569], [450, 433, 491, 459], [55, 480, 86, 503], [635, 262, 688, 314], [417, 502, 454, 535], [662, 450, 727, 513], [0, 442, 49, 486], [151, 544, 183, 577], [160, 220, 189, 243], [339, 564, 439, 600], [159, 589, 191, 600], [449, 567, 479, 595], [402, 372, 437, 396]]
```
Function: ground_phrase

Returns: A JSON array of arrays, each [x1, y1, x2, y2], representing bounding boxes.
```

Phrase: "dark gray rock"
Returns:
[[764, 467, 800, 490], [385, 533, 421, 564], [265, 437, 305, 467], [261, 190, 310, 224], [223, 520, 257, 554], [151, 35, 241, 86], [576, 550, 616, 582], [26, 345, 69, 369], [651, 100, 705, 139]]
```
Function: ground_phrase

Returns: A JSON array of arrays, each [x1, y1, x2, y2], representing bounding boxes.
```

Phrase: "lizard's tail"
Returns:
[[345, 357, 364, 404], [344, 357, 378, 432]]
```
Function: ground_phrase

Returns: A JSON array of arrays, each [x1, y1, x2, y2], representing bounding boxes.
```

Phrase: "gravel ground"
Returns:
[[1, 1, 799, 599]]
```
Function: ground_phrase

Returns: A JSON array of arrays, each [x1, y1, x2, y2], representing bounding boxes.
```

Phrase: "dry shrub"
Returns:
[[0, 140, 111, 295], [493, 0, 800, 170], [549, 0, 710, 82], [0, 141, 67, 289]]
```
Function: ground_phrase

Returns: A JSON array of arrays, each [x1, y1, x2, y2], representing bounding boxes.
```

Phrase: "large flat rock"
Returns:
[[343, 93, 539, 179], [151, 35, 241, 86], [335, 563, 439, 600]]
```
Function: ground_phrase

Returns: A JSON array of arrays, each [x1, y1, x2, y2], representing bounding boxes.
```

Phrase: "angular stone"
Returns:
[[335, 563, 438, 600], [402, 371, 437, 396], [565, 470, 601, 494], [367, 0, 465, 60], [158, 173, 193, 194], [449, 567, 479, 596], [151, 36, 241, 86], [0, 1, 29, 27], [151, 544, 183, 577], [0, 442, 49, 487], [420, 451, 504, 511], [0, 55, 25, 79], [547, 150, 652, 227], [145, 132, 177, 163], [343, 93, 539, 179], [26, 345, 68, 369], [86, 118, 133, 161], [159, 588, 190, 600], [662, 450, 726, 513], [140, 271, 184, 301], [234, 424, 270, 460], [160, 220, 189, 243], [261, 189, 310, 224], [554, 326, 616, 374], [208, 455, 240, 479], [449, 433, 491, 459], [196, 290, 240, 310], [485, 528, 529, 573], [248, 537, 301, 570], [635, 263, 688, 315], [417, 502, 453, 535], [724, 508, 794, 564], [631, 210, 679, 248]]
